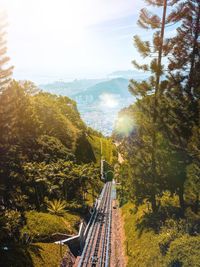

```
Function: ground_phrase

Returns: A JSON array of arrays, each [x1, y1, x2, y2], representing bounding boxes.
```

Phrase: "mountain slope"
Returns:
[[39, 79, 105, 97], [39, 76, 135, 135], [74, 78, 130, 101], [108, 70, 148, 80]]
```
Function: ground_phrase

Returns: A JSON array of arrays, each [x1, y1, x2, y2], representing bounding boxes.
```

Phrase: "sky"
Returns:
[[0, 0, 148, 84]]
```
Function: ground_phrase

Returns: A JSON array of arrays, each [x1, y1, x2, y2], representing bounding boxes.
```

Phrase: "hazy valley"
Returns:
[[39, 70, 147, 135]]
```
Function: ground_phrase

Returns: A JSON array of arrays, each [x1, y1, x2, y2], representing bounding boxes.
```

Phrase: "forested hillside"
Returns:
[[74, 78, 130, 102], [0, 10, 118, 265], [0, 79, 116, 266], [1, 0, 200, 265], [114, 0, 200, 266]]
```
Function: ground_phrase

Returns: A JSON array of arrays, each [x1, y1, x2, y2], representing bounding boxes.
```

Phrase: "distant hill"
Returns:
[[74, 78, 131, 103], [108, 70, 148, 80], [39, 79, 105, 97], [39, 75, 139, 135], [39, 71, 148, 99], [72, 78, 134, 136]]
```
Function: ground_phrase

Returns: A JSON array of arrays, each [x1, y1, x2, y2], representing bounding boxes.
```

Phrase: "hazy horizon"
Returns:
[[0, 0, 146, 84]]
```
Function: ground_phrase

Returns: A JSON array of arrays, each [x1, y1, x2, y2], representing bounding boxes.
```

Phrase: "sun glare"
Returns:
[[99, 93, 119, 108], [115, 114, 135, 137], [0, 0, 136, 80]]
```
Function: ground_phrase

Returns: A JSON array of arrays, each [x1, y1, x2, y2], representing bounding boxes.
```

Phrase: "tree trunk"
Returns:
[[155, 0, 167, 97], [194, 193, 199, 214], [178, 186, 185, 213], [34, 184, 40, 211], [188, 1, 200, 95], [150, 194, 157, 213], [151, 0, 167, 204]]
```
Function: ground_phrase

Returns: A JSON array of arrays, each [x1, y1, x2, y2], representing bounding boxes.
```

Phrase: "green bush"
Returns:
[[46, 199, 67, 216], [166, 235, 200, 267], [122, 202, 200, 267]]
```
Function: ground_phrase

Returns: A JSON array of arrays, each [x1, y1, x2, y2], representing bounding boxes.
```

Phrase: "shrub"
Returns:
[[46, 199, 67, 216], [166, 235, 200, 267]]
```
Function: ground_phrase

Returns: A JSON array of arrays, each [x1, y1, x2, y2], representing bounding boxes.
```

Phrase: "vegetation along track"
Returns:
[[78, 182, 112, 267]]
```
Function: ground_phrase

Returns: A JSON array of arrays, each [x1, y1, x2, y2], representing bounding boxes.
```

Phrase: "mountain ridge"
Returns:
[[74, 77, 131, 102]]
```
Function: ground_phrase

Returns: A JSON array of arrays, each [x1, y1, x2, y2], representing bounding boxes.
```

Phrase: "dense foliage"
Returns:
[[0, 54, 117, 267], [122, 202, 200, 267], [0, 12, 13, 91], [114, 0, 200, 265], [0, 79, 111, 230], [115, 0, 200, 218]]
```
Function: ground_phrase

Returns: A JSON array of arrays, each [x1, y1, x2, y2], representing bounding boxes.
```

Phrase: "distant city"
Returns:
[[39, 70, 147, 135]]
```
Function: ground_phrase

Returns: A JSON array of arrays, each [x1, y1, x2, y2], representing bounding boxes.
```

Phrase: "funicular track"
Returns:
[[77, 182, 112, 267]]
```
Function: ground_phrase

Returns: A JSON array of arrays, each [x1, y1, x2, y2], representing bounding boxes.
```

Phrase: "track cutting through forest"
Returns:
[[77, 182, 112, 267]]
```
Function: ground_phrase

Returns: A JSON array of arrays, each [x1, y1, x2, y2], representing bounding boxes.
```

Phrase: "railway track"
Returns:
[[77, 182, 112, 267]]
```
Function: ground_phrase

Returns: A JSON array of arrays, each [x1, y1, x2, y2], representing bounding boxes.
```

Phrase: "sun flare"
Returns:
[[99, 93, 119, 108]]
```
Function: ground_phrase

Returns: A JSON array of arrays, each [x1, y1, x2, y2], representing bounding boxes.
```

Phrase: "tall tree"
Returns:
[[167, 0, 200, 98], [158, 0, 200, 210], [128, 0, 178, 211], [0, 12, 13, 92]]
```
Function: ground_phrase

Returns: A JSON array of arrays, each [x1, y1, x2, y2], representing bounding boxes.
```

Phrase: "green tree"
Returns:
[[33, 135, 74, 163], [157, 0, 200, 210], [0, 12, 13, 92], [128, 0, 182, 211], [32, 92, 79, 151], [184, 125, 200, 213], [124, 0, 200, 212]]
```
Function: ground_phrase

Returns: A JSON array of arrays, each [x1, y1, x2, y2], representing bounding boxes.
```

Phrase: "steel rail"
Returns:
[[91, 183, 111, 266], [88, 183, 110, 266], [99, 182, 112, 266], [78, 185, 107, 266], [105, 183, 112, 267], [78, 182, 111, 267]]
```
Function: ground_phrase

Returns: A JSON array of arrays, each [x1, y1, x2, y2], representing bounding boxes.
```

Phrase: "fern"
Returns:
[[46, 199, 67, 216]]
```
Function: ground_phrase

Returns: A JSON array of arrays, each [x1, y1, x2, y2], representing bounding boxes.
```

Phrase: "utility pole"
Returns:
[[100, 138, 104, 180], [100, 138, 103, 158]]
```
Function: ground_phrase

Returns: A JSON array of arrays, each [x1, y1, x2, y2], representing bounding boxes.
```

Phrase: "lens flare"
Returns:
[[115, 114, 135, 137], [99, 93, 119, 108]]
